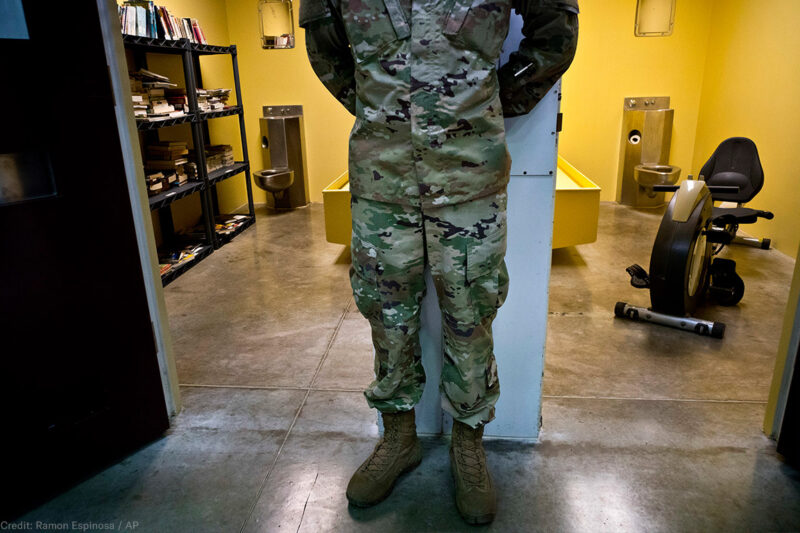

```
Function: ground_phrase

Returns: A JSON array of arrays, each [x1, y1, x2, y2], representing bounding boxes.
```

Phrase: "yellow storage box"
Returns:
[[322, 170, 351, 246], [553, 156, 601, 249], [322, 158, 601, 249]]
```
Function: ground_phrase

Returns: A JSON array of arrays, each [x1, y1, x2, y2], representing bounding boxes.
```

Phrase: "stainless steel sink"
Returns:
[[634, 164, 681, 197]]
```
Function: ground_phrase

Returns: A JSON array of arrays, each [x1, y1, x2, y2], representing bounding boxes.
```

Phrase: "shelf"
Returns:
[[193, 43, 234, 55], [215, 215, 255, 246], [134, 106, 242, 129], [148, 180, 204, 211], [198, 107, 242, 120], [160, 244, 213, 287], [207, 161, 248, 187], [124, 30, 255, 268], [123, 34, 190, 53], [122, 34, 233, 56], [136, 113, 194, 130]]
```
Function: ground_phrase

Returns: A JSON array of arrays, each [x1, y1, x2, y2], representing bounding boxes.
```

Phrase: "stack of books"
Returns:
[[119, 2, 208, 44], [189, 145, 234, 173], [196, 88, 232, 112], [131, 90, 149, 119], [131, 69, 186, 122], [165, 88, 189, 113], [145, 172, 168, 196], [207, 145, 235, 169], [215, 215, 251, 236], [144, 141, 194, 195], [158, 244, 206, 276]]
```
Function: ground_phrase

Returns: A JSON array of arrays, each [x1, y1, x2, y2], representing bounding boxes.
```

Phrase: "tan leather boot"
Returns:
[[450, 420, 496, 524], [346, 409, 422, 507]]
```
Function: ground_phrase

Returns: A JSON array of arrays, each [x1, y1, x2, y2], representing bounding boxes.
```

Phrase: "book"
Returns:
[[188, 144, 234, 173], [157, 7, 171, 39], [143, 81, 178, 88], [191, 19, 208, 45], [145, 158, 189, 170], [181, 18, 195, 43], [158, 244, 205, 267], [136, 6, 146, 37], [151, 103, 175, 114], [120, 4, 210, 42], [126, 6, 136, 35], [213, 214, 250, 235], [146, 172, 165, 196], [149, 1, 157, 38], [195, 87, 232, 112], [137, 68, 169, 81]]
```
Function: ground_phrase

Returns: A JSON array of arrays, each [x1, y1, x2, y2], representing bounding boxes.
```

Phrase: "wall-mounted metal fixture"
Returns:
[[258, 0, 295, 49], [254, 105, 310, 209], [635, 0, 676, 37], [617, 96, 682, 208]]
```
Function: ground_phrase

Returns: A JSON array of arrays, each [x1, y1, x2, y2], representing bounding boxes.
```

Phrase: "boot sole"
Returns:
[[346, 443, 423, 508], [449, 448, 496, 525]]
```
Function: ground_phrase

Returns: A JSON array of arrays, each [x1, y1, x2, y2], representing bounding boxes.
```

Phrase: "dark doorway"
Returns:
[[0, 0, 169, 519]]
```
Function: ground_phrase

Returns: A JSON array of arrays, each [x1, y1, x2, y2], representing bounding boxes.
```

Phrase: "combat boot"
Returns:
[[346, 409, 422, 507], [450, 420, 496, 525]]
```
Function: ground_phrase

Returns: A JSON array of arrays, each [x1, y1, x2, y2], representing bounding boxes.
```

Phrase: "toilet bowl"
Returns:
[[254, 168, 294, 195], [634, 164, 681, 198]]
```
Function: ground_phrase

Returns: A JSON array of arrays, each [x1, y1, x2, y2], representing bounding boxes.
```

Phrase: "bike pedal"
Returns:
[[710, 258, 737, 275], [626, 264, 650, 289]]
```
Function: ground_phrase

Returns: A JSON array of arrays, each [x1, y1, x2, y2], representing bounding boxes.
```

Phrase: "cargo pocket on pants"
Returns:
[[464, 224, 509, 321], [350, 236, 384, 323]]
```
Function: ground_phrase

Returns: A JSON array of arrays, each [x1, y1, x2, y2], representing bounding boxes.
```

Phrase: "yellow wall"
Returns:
[[224, 0, 353, 204], [153, 0, 246, 217], [142, 0, 354, 208], [558, 0, 714, 203], [129, 0, 800, 256], [692, 0, 800, 255]]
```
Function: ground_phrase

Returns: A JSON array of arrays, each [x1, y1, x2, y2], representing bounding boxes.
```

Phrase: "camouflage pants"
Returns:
[[349, 188, 509, 428]]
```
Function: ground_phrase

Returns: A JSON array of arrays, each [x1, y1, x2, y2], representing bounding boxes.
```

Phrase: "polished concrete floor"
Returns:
[[20, 202, 800, 531]]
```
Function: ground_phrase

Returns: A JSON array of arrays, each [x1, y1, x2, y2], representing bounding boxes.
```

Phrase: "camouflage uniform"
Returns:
[[300, 0, 578, 427]]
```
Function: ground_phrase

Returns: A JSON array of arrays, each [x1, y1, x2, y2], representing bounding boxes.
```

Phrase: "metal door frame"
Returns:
[[96, 0, 181, 418]]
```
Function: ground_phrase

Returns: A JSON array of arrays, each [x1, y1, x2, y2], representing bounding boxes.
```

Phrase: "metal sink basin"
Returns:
[[634, 164, 681, 187], [254, 168, 294, 193]]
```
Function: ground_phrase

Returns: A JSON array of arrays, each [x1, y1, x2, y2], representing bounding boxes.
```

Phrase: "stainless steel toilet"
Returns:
[[254, 105, 309, 209], [617, 97, 681, 208]]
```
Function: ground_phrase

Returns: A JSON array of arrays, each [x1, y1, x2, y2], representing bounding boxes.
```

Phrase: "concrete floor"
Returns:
[[20, 202, 800, 531]]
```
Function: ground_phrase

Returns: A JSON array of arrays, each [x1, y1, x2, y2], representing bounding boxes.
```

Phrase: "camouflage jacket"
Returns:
[[299, 0, 579, 208]]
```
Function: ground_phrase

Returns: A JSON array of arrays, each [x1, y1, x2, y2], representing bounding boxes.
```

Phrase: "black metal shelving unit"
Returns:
[[123, 35, 255, 287]]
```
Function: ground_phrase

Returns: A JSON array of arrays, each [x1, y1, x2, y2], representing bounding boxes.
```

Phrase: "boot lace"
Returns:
[[361, 423, 403, 475], [454, 430, 489, 488]]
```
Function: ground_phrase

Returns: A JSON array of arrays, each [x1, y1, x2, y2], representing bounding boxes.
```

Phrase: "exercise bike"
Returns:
[[615, 137, 773, 338]]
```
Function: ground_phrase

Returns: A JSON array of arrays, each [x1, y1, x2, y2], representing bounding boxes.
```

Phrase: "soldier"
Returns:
[[300, 0, 578, 524]]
